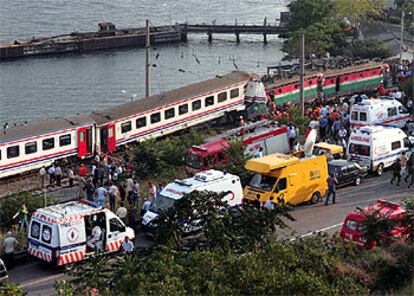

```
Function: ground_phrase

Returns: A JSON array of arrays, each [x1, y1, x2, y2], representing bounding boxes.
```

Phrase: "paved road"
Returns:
[[9, 171, 413, 295]]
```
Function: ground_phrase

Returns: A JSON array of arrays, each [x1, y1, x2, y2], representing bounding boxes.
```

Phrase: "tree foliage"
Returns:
[[287, 0, 335, 32], [351, 39, 392, 59], [335, 0, 387, 27]]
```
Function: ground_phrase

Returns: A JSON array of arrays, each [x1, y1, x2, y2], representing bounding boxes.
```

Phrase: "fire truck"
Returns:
[[185, 120, 290, 175]]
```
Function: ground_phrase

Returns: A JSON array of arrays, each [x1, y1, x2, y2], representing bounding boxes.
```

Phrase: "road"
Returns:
[[9, 171, 413, 295]]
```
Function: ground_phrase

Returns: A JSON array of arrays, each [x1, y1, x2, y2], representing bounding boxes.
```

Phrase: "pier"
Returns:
[[0, 16, 288, 61]]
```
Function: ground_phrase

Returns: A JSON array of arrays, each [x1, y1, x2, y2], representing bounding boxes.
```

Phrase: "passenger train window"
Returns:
[[230, 88, 239, 98], [165, 108, 175, 119], [25, 142, 37, 154], [121, 121, 132, 133], [151, 113, 161, 124], [42, 138, 55, 150], [179, 104, 188, 115], [192, 100, 201, 111], [59, 135, 71, 146], [388, 107, 397, 117], [205, 96, 214, 107], [218, 92, 227, 103], [7, 145, 20, 159], [136, 117, 147, 129]]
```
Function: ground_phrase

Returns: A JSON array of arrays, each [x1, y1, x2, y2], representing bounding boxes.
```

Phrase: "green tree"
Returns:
[[351, 39, 392, 59], [335, 0, 387, 29], [283, 18, 347, 58], [287, 0, 335, 32]]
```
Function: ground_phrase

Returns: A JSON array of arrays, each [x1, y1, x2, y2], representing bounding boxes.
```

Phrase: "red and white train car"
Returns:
[[0, 71, 255, 178]]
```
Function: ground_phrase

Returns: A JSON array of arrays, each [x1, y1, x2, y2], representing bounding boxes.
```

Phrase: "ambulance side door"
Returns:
[[106, 214, 126, 252]]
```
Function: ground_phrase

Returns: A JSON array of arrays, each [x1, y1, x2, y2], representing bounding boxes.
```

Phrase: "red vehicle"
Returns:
[[185, 120, 290, 175], [340, 199, 410, 249]]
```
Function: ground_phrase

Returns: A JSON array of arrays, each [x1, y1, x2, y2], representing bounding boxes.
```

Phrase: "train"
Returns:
[[0, 62, 385, 179]]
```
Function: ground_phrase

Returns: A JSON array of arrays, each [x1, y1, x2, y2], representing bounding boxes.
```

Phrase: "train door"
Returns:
[[99, 124, 116, 153], [107, 124, 116, 153], [78, 128, 88, 158], [336, 76, 341, 92]]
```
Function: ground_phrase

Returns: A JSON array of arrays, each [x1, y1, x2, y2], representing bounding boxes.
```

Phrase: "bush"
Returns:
[[351, 39, 392, 59]]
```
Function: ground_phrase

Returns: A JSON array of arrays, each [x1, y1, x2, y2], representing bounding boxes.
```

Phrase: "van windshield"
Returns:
[[151, 194, 176, 214], [248, 173, 277, 191], [186, 153, 203, 169], [349, 144, 370, 156], [346, 219, 364, 232]]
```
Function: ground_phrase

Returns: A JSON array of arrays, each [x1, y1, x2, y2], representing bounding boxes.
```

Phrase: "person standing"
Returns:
[[116, 203, 128, 225], [2, 231, 19, 269], [400, 151, 408, 178], [131, 180, 140, 207], [121, 236, 134, 254], [39, 166, 47, 189], [287, 125, 297, 150], [118, 182, 127, 205], [109, 183, 118, 211], [319, 116, 328, 141], [95, 184, 108, 208], [55, 164, 62, 187], [67, 167, 75, 187], [390, 160, 402, 186], [126, 176, 134, 204], [325, 174, 338, 206], [78, 163, 87, 178], [404, 154, 414, 188], [156, 183, 164, 197], [48, 163, 55, 187], [141, 199, 152, 216], [84, 179, 95, 202], [148, 182, 157, 204], [17, 203, 29, 233]]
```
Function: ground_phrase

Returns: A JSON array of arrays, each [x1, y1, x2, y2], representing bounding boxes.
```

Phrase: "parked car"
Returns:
[[0, 259, 8, 283], [328, 159, 368, 187]]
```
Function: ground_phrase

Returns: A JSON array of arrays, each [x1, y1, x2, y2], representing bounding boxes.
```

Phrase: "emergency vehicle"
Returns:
[[349, 97, 412, 128], [185, 120, 290, 175], [347, 126, 411, 175], [142, 170, 243, 230], [27, 201, 135, 269], [340, 199, 410, 249]]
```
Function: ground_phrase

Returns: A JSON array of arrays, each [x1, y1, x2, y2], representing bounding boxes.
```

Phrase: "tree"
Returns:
[[283, 18, 347, 58], [287, 0, 335, 32], [351, 39, 392, 59], [335, 0, 387, 29]]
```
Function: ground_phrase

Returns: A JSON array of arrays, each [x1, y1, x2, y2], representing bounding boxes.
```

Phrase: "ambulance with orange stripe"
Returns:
[[28, 200, 135, 269]]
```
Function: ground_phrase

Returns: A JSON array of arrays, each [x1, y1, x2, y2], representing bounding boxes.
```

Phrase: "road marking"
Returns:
[[19, 274, 64, 288], [289, 222, 343, 242]]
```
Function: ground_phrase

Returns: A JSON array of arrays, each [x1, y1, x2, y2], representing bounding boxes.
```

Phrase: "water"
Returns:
[[0, 0, 289, 124]]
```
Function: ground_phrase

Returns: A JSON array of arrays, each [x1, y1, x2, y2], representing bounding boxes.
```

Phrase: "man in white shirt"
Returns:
[[47, 164, 55, 187], [55, 165, 62, 187], [39, 166, 46, 189], [109, 183, 118, 211], [2, 231, 19, 269], [95, 186, 108, 208], [87, 222, 103, 251]]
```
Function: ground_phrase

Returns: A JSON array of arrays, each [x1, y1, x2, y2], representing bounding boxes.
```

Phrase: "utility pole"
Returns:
[[299, 33, 305, 116], [145, 19, 151, 97], [400, 10, 405, 65]]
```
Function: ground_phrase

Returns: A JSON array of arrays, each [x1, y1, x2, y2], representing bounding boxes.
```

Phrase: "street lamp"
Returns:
[[121, 89, 138, 102]]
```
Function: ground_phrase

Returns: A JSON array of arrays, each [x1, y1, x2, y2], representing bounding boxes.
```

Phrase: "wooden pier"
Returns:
[[0, 16, 289, 61]]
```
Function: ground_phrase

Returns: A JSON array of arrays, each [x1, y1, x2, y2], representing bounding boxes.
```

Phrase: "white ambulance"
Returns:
[[142, 170, 243, 230], [350, 98, 412, 128], [28, 200, 135, 269], [347, 126, 411, 175]]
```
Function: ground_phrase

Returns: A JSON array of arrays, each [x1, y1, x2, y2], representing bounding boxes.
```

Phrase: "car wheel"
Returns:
[[355, 177, 361, 186], [311, 192, 321, 204], [64, 263, 75, 272], [377, 164, 384, 176]]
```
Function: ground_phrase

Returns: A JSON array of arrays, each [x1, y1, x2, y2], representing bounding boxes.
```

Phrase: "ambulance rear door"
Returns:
[[28, 219, 58, 264]]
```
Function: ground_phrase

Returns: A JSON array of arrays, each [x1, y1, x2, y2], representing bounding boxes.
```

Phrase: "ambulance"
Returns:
[[350, 97, 412, 128], [142, 170, 243, 231], [347, 126, 411, 175], [27, 200, 135, 269]]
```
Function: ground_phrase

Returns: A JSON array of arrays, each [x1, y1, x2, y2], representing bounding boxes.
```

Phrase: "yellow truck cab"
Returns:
[[243, 153, 328, 206]]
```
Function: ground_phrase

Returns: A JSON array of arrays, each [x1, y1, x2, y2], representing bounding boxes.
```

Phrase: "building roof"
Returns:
[[91, 71, 252, 125], [0, 114, 94, 144]]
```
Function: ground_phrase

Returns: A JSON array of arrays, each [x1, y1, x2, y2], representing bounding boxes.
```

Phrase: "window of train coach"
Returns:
[[42, 138, 55, 150], [205, 96, 215, 107], [179, 104, 189, 115], [59, 135, 71, 146], [151, 113, 161, 124], [7, 145, 19, 158], [165, 108, 175, 119], [121, 122, 132, 133], [136, 117, 147, 129], [230, 88, 239, 99], [218, 92, 228, 103], [192, 100, 202, 111], [25, 142, 37, 154]]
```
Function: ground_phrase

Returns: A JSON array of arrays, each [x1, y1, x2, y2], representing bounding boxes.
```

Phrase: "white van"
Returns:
[[347, 126, 411, 175], [28, 201, 135, 268], [142, 170, 243, 230], [350, 98, 412, 128]]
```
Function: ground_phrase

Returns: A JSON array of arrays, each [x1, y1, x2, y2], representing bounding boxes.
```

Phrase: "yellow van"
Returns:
[[243, 153, 328, 206]]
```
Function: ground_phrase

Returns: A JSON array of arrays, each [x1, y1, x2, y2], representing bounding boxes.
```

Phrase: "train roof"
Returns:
[[91, 71, 252, 125], [0, 114, 94, 144], [266, 61, 384, 89]]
